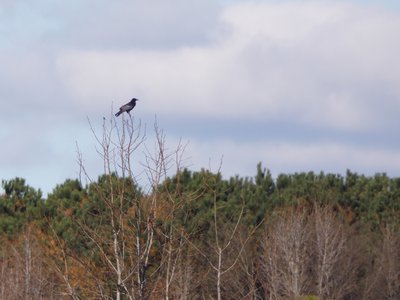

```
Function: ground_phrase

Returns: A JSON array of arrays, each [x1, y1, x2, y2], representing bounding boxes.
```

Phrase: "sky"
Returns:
[[1, 0, 400, 195]]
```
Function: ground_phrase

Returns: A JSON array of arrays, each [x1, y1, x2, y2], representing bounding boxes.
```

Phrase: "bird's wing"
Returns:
[[120, 104, 132, 110]]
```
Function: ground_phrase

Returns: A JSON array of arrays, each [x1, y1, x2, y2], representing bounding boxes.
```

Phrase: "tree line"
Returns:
[[1, 118, 399, 299]]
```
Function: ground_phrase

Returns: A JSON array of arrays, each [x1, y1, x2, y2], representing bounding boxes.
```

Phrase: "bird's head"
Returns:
[[131, 98, 139, 102]]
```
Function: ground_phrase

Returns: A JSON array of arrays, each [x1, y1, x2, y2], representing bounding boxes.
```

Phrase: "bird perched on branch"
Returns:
[[115, 98, 139, 117]]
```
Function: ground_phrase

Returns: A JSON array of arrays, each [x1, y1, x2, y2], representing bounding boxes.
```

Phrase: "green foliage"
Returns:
[[3, 164, 400, 253], [158, 164, 400, 239], [42, 174, 142, 258], [0, 178, 43, 235], [44, 179, 87, 252], [3, 165, 400, 298]]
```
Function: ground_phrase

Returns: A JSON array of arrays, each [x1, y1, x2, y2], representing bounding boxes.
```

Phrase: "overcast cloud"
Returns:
[[1, 0, 400, 194]]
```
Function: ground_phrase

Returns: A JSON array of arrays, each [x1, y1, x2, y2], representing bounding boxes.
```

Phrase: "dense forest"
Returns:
[[1, 119, 400, 299]]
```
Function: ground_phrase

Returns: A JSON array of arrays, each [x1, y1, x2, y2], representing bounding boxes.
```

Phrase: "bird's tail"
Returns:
[[115, 111, 122, 117]]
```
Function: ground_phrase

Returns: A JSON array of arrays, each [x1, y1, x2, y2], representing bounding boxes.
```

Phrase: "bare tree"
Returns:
[[45, 220, 84, 299], [313, 204, 357, 299], [262, 207, 312, 299], [170, 247, 196, 300], [261, 204, 361, 299], [73, 113, 188, 299], [0, 226, 56, 300], [76, 114, 145, 299], [220, 225, 263, 299], [364, 223, 400, 300], [141, 122, 191, 300], [185, 178, 256, 300], [380, 224, 400, 299]]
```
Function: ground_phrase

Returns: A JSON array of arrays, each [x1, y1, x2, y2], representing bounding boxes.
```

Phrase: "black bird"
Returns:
[[115, 98, 139, 117]]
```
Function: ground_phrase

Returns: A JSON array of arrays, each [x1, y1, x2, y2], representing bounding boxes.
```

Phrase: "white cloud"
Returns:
[[2, 0, 400, 194], [55, 1, 400, 132]]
